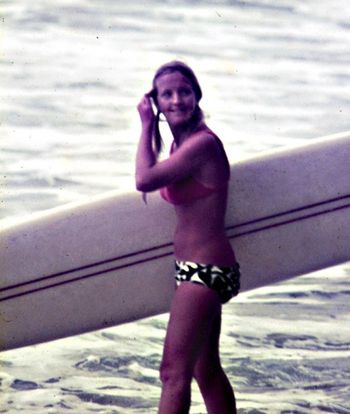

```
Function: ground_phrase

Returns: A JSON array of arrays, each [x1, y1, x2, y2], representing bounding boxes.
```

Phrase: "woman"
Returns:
[[136, 61, 240, 414]]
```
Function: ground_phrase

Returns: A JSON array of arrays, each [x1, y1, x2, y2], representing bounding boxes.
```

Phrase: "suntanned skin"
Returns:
[[136, 70, 237, 414], [136, 72, 236, 266]]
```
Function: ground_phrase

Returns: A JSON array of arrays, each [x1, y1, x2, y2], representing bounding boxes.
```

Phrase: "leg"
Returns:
[[194, 312, 237, 414], [158, 282, 221, 414]]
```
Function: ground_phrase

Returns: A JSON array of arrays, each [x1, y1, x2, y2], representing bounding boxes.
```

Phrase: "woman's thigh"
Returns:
[[194, 310, 222, 381], [161, 282, 221, 375]]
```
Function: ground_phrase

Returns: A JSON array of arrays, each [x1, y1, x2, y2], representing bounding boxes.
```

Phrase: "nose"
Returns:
[[171, 92, 181, 105]]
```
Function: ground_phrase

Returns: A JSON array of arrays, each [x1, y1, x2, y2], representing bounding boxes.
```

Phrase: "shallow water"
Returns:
[[1, 0, 350, 412]]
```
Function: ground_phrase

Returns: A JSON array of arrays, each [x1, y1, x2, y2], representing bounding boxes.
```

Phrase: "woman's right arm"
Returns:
[[135, 93, 157, 191], [135, 95, 217, 193]]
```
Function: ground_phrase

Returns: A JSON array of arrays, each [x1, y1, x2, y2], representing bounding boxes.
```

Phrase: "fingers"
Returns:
[[139, 96, 152, 109], [139, 94, 150, 106], [145, 89, 154, 98], [137, 93, 156, 124]]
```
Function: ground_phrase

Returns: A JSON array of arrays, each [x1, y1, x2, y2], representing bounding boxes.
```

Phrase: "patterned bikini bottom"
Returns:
[[174, 260, 241, 304]]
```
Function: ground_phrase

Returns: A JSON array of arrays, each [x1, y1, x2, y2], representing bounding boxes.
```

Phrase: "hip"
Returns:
[[173, 231, 237, 267], [174, 260, 241, 304]]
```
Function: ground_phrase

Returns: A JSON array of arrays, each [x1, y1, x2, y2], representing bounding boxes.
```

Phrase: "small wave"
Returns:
[[227, 355, 350, 398], [266, 333, 317, 349], [10, 379, 41, 391], [297, 401, 350, 414], [230, 331, 350, 352], [232, 0, 295, 14], [44, 377, 61, 384], [5, 175, 81, 189], [76, 355, 155, 372], [67, 389, 155, 409], [56, 81, 111, 90]]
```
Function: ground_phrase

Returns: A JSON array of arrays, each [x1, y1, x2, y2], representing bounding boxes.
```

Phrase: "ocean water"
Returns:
[[1, 0, 350, 412]]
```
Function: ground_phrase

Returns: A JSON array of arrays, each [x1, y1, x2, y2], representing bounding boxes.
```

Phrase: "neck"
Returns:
[[171, 121, 206, 146], [171, 127, 190, 146]]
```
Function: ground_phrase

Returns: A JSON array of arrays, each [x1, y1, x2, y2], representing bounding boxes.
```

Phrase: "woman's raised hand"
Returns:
[[137, 92, 156, 127]]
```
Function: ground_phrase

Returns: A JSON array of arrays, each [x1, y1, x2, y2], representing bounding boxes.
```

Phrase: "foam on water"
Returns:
[[1, 267, 350, 412], [1, 0, 350, 412]]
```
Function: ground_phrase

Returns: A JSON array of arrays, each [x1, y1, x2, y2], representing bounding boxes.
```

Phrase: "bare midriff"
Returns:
[[172, 190, 237, 266]]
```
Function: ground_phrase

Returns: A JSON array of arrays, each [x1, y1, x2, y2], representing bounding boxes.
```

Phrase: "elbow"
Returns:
[[136, 167, 161, 192], [135, 174, 152, 192], [136, 180, 147, 192]]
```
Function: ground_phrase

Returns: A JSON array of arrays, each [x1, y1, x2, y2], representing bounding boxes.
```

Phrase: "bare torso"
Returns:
[[172, 174, 237, 267]]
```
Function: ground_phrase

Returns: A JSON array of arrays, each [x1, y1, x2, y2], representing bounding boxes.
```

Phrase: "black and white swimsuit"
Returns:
[[174, 260, 241, 304]]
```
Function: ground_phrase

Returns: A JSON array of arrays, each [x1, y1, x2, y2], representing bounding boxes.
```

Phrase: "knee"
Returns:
[[194, 361, 223, 389], [160, 359, 192, 388]]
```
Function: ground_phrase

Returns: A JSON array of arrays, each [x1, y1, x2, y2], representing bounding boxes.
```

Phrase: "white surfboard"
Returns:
[[1, 131, 349, 351]]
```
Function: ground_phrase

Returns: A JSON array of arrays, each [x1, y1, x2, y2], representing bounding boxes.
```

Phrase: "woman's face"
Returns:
[[155, 71, 197, 128]]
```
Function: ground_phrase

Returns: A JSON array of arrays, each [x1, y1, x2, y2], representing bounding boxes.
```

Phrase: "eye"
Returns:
[[161, 90, 172, 98], [179, 87, 192, 97]]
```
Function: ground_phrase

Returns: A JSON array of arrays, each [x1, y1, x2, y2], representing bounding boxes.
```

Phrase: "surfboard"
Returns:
[[1, 131, 349, 351]]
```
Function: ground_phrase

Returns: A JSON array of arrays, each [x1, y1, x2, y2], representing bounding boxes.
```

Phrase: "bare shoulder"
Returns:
[[194, 130, 226, 160], [191, 130, 230, 180], [168, 129, 225, 174], [183, 130, 218, 153]]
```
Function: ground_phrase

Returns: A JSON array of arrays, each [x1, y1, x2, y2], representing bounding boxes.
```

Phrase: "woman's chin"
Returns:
[[167, 115, 191, 129]]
